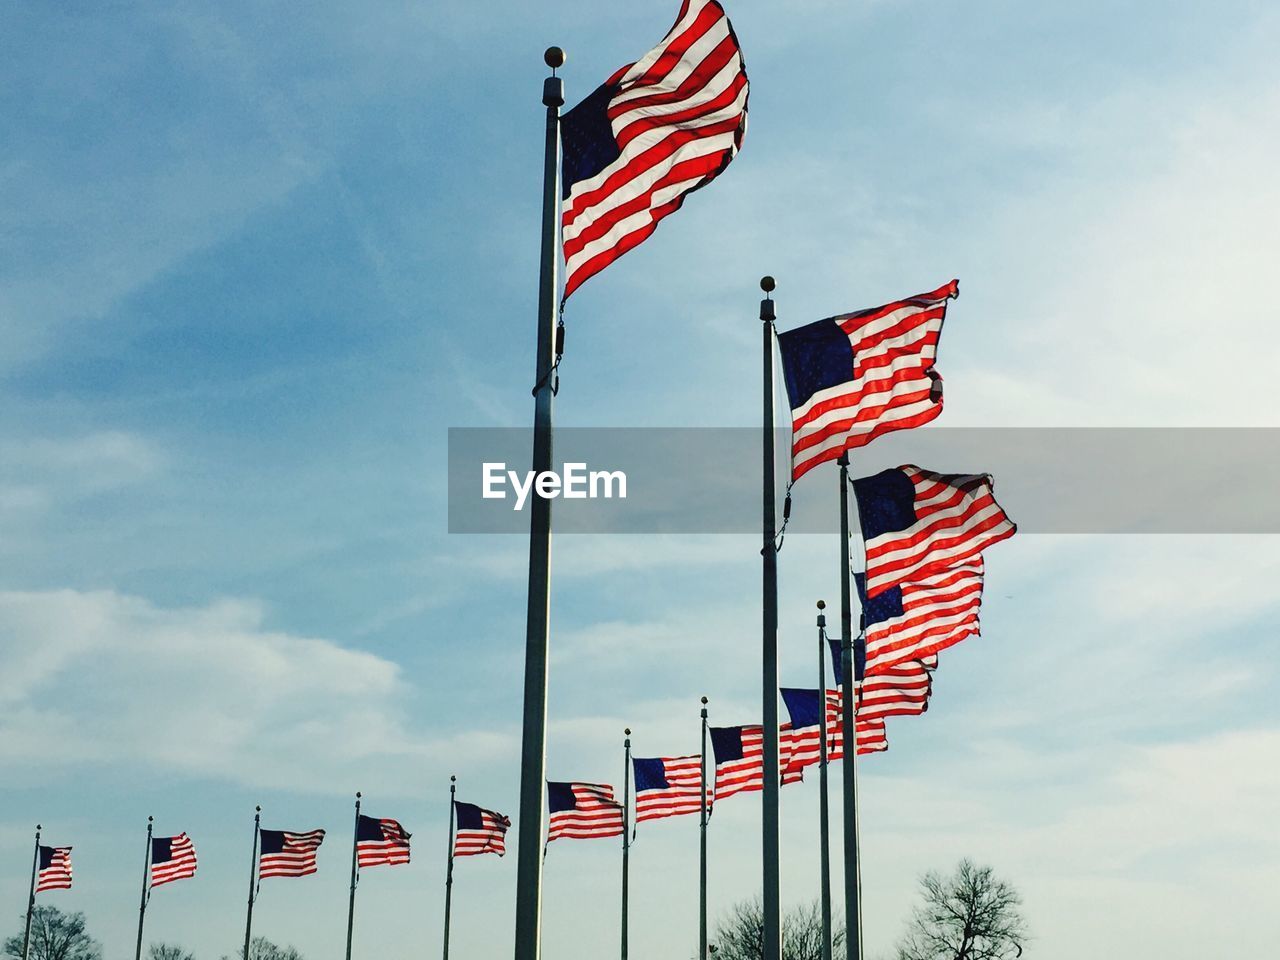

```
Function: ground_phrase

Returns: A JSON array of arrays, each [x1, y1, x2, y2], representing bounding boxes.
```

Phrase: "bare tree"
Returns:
[[218, 938, 303, 960], [711, 898, 845, 960], [148, 945, 195, 960], [895, 859, 1027, 960], [3, 907, 102, 960]]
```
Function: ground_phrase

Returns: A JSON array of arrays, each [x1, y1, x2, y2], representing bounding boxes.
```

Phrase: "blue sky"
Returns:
[[3, 1, 1279, 958]]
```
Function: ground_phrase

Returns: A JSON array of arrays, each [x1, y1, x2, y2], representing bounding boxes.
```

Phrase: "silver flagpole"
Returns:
[[346, 792, 361, 960], [243, 806, 261, 960], [838, 452, 863, 960], [513, 46, 565, 960], [622, 730, 631, 960], [759, 276, 782, 960], [443, 777, 457, 960], [699, 696, 709, 960], [134, 816, 153, 960], [816, 602, 833, 960], [20, 824, 39, 960]]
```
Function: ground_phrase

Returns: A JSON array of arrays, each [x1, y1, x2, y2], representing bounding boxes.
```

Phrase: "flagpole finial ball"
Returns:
[[701, 695, 708, 704], [760, 276, 775, 293], [544, 47, 565, 69], [816, 599, 826, 609], [256, 805, 261, 812], [451, 775, 456, 782], [356, 791, 362, 799], [625, 727, 631, 736]]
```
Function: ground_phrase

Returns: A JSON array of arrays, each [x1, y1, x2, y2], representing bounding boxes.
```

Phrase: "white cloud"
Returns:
[[0, 589, 513, 795], [0, 431, 165, 526]]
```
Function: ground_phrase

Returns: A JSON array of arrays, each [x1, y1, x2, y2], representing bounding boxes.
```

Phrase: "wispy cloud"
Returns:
[[0, 589, 513, 796]]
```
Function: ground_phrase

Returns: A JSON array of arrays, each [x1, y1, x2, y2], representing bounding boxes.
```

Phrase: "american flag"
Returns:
[[856, 662, 933, 722], [856, 560, 984, 675], [779, 689, 887, 785], [854, 465, 1015, 598], [708, 725, 789, 799], [258, 829, 325, 879], [633, 755, 705, 823], [453, 802, 510, 858], [35, 846, 72, 892], [779, 281, 958, 481], [560, 0, 749, 300], [356, 815, 411, 868], [546, 782, 625, 842], [150, 833, 197, 888]]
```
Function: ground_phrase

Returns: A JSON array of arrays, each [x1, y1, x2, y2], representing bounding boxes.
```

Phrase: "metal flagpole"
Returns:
[[816, 602, 833, 960], [621, 729, 631, 960], [243, 806, 261, 960], [443, 777, 457, 960], [699, 697, 709, 960], [346, 792, 361, 960], [838, 452, 863, 960], [20, 824, 39, 960], [134, 816, 153, 960], [513, 45, 565, 960], [759, 275, 782, 960]]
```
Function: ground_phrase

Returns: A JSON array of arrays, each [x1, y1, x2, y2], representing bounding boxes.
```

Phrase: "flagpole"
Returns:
[[243, 806, 261, 960], [621, 729, 631, 960], [699, 696, 709, 960], [513, 46, 565, 960], [135, 816, 153, 960], [816, 602, 833, 960], [443, 777, 456, 960], [346, 792, 361, 960], [838, 452, 863, 960], [20, 824, 39, 960], [759, 275, 782, 960]]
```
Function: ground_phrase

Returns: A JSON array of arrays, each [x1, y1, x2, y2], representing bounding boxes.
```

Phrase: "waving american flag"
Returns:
[[633, 755, 705, 823], [856, 560, 984, 675], [150, 833, 197, 888], [854, 465, 1015, 598], [546, 782, 624, 842], [560, 0, 748, 299], [356, 815, 411, 868], [779, 282, 958, 481], [258, 829, 325, 879], [453, 802, 511, 858], [36, 846, 73, 892]]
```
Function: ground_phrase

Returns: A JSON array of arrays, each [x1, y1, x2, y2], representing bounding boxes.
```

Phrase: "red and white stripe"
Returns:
[[861, 466, 1015, 598], [258, 830, 325, 879], [857, 662, 933, 721], [865, 560, 984, 674], [561, 0, 748, 299], [151, 834, 197, 888], [547, 784, 625, 842], [823, 691, 890, 762], [790, 281, 958, 480], [635, 755, 706, 823], [36, 847, 73, 893], [357, 820, 411, 868], [454, 811, 510, 858]]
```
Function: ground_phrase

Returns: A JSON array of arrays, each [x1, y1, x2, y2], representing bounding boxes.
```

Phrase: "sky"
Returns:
[[3, 1, 1279, 958]]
